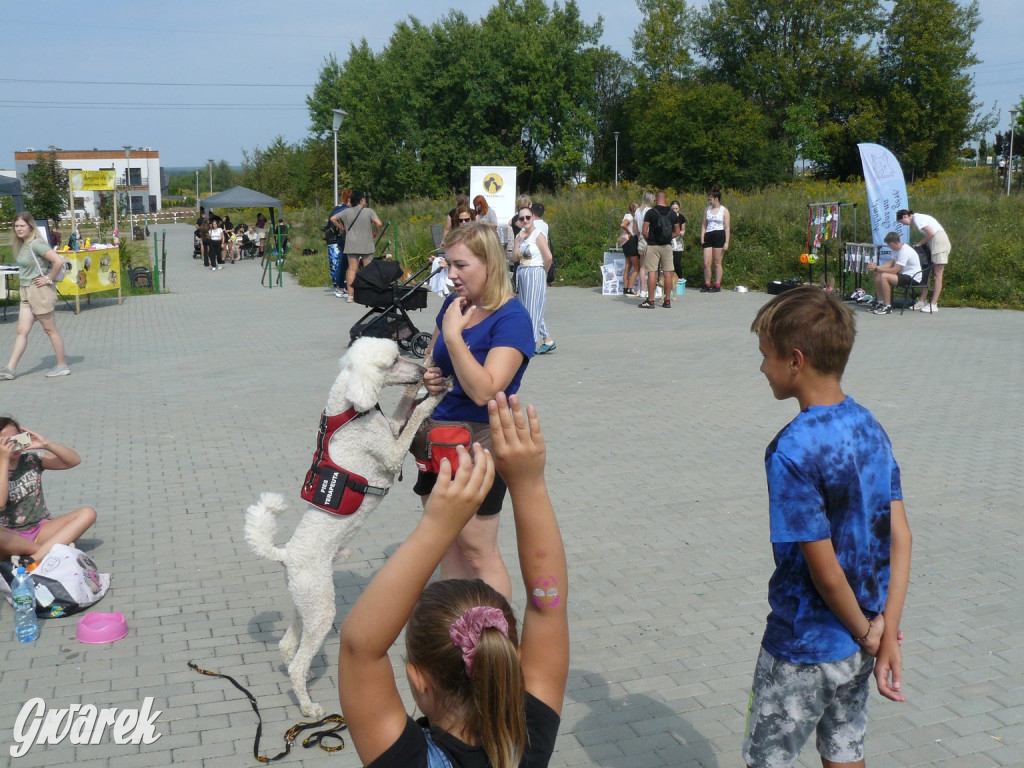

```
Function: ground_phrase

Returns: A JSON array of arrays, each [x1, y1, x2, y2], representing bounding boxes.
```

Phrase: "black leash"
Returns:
[[188, 661, 346, 762]]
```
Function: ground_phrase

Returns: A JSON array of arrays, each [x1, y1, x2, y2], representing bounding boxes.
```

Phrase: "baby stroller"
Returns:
[[349, 259, 437, 357]]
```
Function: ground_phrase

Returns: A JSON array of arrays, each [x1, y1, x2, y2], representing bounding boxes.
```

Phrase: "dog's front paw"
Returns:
[[334, 548, 353, 561], [302, 702, 326, 719]]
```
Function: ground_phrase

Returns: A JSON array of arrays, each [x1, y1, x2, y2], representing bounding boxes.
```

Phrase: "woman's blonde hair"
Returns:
[[515, 194, 532, 209], [641, 190, 655, 208], [13, 211, 41, 248], [442, 222, 514, 311], [406, 579, 526, 768]]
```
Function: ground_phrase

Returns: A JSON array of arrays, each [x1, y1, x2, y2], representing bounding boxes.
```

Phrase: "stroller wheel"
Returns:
[[398, 337, 412, 351], [411, 332, 433, 359]]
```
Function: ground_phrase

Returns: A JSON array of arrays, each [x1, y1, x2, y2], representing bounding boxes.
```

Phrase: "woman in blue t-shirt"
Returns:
[[418, 223, 534, 599]]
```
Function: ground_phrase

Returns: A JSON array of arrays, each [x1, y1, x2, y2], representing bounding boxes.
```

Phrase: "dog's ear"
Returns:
[[343, 340, 394, 412]]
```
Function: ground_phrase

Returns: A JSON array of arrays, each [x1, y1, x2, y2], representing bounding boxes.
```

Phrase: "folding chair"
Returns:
[[896, 263, 934, 315], [895, 245, 933, 315]]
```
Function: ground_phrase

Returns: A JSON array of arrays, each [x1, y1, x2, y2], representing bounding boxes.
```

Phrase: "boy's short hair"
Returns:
[[531, 202, 545, 218], [883, 231, 901, 245], [750, 286, 856, 377]]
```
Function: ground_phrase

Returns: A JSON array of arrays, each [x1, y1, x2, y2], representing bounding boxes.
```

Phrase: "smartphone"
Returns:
[[9, 432, 31, 450]]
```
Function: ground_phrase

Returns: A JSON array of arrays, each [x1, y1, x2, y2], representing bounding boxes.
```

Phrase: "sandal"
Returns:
[[662, 300, 671, 308], [638, 300, 657, 309]]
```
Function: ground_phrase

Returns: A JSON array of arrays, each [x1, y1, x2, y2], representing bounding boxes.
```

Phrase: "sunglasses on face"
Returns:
[[518, 215, 533, 222], [458, 217, 471, 222]]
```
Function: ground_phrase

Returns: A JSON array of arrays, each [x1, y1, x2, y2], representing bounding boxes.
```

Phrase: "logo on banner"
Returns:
[[482, 173, 503, 194], [867, 152, 900, 181]]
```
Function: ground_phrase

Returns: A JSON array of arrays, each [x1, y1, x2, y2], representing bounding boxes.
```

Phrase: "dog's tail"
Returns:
[[244, 492, 289, 562]]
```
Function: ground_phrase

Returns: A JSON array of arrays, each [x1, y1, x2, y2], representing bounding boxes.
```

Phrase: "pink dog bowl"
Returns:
[[76, 612, 128, 644]]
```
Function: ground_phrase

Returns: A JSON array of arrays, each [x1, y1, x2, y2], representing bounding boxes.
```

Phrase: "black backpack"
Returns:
[[322, 220, 340, 245], [648, 208, 673, 243]]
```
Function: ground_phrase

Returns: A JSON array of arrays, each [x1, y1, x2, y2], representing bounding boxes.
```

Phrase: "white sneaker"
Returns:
[[921, 304, 938, 313], [913, 300, 926, 310]]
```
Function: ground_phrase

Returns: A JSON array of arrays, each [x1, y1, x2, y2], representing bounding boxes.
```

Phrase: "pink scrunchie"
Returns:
[[449, 606, 509, 676]]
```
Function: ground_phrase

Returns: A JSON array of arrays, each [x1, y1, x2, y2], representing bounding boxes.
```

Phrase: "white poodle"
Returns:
[[245, 337, 444, 717]]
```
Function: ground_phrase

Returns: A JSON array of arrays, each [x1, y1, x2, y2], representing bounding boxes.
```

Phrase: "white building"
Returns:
[[13, 148, 164, 219]]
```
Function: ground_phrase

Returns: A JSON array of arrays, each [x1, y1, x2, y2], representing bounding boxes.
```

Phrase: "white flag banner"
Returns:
[[858, 143, 910, 257], [469, 166, 517, 226]]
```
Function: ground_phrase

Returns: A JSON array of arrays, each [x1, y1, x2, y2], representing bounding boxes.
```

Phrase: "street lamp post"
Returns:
[[207, 159, 214, 195], [195, 170, 199, 212], [123, 145, 134, 238], [614, 131, 620, 187], [1007, 109, 1018, 196], [332, 109, 348, 207]]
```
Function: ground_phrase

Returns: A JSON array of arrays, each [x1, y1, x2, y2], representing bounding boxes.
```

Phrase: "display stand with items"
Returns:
[[601, 250, 625, 295], [54, 243, 122, 314], [843, 243, 880, 293]]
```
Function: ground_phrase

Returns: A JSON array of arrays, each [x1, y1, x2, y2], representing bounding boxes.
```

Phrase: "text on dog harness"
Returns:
[[300, 408, 388, 516]]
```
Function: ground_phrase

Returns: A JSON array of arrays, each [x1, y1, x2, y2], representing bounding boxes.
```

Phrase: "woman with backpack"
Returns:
[[0, 213, 71, 379]]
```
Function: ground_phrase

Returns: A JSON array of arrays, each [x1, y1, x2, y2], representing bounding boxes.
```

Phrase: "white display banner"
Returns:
[[857, 143, 910, 258], [469, 166, 517, 226]]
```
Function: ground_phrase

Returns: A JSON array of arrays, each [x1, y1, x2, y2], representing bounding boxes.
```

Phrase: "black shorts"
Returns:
[[673, 251, 683, 278], [413, 469, 507, 516], [897, 272, 921, 287], [702, 230, 726, 249], [622, 235, 639, 259], [411, 419, 506, 516]]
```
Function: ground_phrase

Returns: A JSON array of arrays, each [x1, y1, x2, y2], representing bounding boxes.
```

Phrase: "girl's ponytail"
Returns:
[[406, 580, 526, 768], [468, 627, 526, 768]]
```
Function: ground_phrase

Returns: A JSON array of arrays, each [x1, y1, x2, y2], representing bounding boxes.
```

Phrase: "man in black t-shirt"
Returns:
[[639, 190, 680, 308]]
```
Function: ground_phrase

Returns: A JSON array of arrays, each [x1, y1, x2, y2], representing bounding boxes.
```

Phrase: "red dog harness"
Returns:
[[300, 408, 389, 516]]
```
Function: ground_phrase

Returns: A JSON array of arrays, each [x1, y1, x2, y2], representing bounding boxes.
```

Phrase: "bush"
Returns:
[[277, 169, 1024, 308]]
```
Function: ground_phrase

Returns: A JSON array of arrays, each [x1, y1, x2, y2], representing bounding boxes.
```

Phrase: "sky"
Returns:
[[2, 0, 1021, 170]]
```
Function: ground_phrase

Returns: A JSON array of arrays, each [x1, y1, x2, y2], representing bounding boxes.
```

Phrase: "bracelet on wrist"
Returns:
[[856, 618, 873, 644]]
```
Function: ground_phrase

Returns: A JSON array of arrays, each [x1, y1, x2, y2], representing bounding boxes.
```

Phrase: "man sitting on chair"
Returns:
[[866, 231, 922, 315]]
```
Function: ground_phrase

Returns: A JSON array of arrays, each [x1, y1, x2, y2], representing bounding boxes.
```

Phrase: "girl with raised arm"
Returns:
[[339, 394, 569, 768]]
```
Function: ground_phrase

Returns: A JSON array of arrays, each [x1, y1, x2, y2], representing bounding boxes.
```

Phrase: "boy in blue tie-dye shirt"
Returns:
[[744, 287, 912, 768]]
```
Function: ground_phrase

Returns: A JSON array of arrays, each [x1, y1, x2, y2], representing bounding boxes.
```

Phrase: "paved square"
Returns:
[[1, 224, 1021, 766]]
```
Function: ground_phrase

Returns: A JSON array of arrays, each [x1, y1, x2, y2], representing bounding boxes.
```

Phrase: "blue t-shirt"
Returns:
[[431, 294, 534, 422], [761, 396, 902, 664]]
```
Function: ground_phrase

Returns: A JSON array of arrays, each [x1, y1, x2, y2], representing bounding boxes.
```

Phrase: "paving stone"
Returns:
[[1, 224, 1021, 766]]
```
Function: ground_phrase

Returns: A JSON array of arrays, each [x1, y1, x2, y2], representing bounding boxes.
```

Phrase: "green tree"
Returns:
[[241, 137, 306, 205], [878, 0, 980, 177], [623, 80, 783, 189], [302, 0, 603, 200], [695, 0, 881, 172], [212, 160, 236, 191], [631, 0, 694, 83], [21, 149, 68, 223], [588, 47, 635, 183]]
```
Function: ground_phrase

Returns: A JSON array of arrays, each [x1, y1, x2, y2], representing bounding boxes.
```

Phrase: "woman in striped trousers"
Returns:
[[512, 206, 556, 354]]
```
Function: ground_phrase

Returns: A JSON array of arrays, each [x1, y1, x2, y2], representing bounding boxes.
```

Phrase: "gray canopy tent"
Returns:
[[200, 186, 285, 288], [0, 176, 26, 213]]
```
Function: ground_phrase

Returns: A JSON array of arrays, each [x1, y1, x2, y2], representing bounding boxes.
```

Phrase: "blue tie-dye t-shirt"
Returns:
[[762, 396, 902, 664]]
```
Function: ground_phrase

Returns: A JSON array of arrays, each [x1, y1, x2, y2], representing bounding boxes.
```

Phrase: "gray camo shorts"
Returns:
[[742, 646, 875, 767]]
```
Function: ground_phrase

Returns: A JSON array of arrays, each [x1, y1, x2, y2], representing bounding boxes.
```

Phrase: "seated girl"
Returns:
[[1, 417, 97, 562], [339, 393, 568, 768]]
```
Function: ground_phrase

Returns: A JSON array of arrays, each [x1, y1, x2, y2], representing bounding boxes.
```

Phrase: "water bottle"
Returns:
[[12, 566, 39, 643]]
